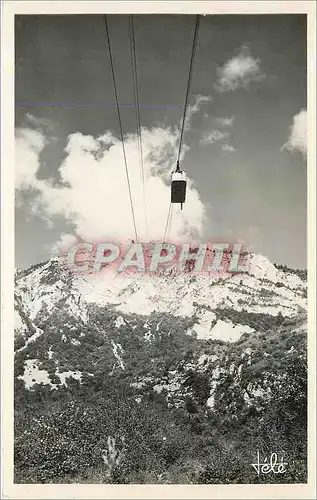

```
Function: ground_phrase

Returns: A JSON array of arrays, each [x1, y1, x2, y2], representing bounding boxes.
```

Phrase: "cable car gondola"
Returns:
[[171, 162, 187, 210]]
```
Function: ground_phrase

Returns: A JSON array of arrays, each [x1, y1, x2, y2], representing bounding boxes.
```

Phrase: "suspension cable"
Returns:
[[129, 15, 149, 239], [162, 15, 200, 242], [163, 203, 172, 244], [176, 14, 200, 164], [103, 15, 138, 242], [166, 203, 173, 242]]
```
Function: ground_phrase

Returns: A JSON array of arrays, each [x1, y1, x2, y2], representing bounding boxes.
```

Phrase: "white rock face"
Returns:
[[18, 359, 91, 391], [114, 316, 126, 328], [14, 253, 307, 416], [111, 341, 125, 370], [19, 359, 53, 390], [208, 320, 255, 343], [14, 253, 307, 347]]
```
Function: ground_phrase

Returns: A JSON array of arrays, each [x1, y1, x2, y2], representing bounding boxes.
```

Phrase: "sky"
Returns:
[[15, 14, 307, 270]]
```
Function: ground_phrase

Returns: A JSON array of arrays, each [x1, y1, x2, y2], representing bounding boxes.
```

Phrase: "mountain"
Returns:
[[14, 253, 308, 484]]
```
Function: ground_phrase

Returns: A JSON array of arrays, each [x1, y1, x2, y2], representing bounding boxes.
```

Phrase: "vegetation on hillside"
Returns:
[[14, 305, 307, 484]]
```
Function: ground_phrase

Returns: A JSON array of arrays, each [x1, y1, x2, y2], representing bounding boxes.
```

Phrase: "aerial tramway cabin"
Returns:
[[171, 164, 187, 210]]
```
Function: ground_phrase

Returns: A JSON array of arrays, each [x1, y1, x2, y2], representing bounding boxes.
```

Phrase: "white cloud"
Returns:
[[200, 129, 230, 145], [281, 109, 307, 157], [25, 113, 54, 129], [200, 115, 235, 149], [50, 233, 78, 256], [215, 116, 235, 127], [15, 124, 206, 248], [184, 94, 212, 129], [221, 144, 236, 152], [15, 128, 46, 190], [215, 46, 264, 92]]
